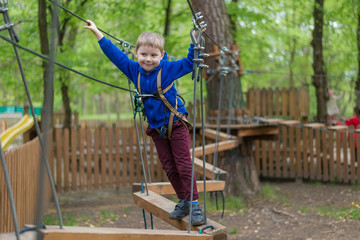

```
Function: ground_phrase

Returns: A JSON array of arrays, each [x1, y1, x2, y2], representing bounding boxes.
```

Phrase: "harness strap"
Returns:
[[137, 69, 192, 139], [156, 69, 192, 131]]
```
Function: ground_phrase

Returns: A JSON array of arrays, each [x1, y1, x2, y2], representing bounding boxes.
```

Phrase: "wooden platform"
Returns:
[[10, 225, 213, 240], [193, 157, 228, 180], [133, 190, 227, 240], [132, 180, 226, 195], [190, 139, 239, 158]]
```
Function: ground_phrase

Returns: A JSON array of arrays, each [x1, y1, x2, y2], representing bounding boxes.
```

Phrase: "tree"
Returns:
[[356, 1, 360, 107], [38, 0, 56, 132], [191, 0, 260, 197], [311, 0, 328, 123]]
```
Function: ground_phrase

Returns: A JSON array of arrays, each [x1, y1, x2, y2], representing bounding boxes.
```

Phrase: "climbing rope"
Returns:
[[0, 1, 63, 238], [188, 11, 209, 232]]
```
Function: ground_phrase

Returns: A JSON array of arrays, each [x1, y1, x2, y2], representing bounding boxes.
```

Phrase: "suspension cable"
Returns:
[[48, 0, 134, 48], [0, 34, 138, 94], [1, 1, 63, 234], [188, 12, 209, 232], [124, 49, 150, 195]]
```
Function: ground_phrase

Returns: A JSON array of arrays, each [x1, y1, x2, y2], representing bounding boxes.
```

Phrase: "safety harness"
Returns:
[[137, 68, 192, 139]]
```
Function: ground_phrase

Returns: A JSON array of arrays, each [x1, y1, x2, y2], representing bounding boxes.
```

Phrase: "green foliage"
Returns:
[[1, 0, 359, 121]]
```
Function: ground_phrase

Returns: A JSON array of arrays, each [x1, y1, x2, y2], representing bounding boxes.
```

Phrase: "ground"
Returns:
[[43, 180, 360, 240]]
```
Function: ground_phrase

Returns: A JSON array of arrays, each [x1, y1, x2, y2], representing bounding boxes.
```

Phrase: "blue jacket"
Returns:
[[98, 37, 194, 129]]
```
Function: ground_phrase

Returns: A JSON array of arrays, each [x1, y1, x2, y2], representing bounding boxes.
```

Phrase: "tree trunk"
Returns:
[[191, 0, 260, 197], [311, 0, 328, 123], [356, 3, 360, 107], [38, 0, 54, 132]]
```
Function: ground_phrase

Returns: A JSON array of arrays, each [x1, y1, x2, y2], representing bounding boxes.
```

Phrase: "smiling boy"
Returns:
[[85, 20, 205, 226]]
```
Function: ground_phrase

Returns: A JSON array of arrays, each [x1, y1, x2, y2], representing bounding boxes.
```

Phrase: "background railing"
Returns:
[[0, 132, 53, 233]]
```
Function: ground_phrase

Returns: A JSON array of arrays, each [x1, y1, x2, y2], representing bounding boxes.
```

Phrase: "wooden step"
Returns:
[[200, 129, 237, 141], [132, 180, 226, 195], [193, 157, 228, 180], [133, 190, 227, 240], [36, 225, 213, 240], [190, 139, 239, 158]]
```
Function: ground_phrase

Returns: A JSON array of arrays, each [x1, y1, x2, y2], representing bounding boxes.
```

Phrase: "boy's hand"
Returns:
[[191, 28, 206, 44], [84, 20, 104, 41]]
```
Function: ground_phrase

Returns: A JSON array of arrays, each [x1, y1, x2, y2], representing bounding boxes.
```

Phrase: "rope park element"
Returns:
[[0, 1, 62, 239], [0, 0, 231, 237]]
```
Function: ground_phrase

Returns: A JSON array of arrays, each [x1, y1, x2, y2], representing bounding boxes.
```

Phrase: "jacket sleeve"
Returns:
[[98, 37, 138, 80], [163, 44, 194, 82]]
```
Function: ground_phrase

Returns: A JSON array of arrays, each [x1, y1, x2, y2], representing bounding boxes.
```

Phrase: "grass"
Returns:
[[316, 205, 360, 220], [43, 212, 78, 226]]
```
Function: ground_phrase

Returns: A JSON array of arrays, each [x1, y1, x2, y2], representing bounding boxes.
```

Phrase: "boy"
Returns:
[[84, 20, 205, 226]]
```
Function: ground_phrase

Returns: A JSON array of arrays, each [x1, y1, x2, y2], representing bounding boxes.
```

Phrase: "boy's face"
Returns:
[[135, 45, 164, 73]]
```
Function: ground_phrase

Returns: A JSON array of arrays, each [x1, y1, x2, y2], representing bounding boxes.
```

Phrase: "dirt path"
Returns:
[[45, 181, 360, 240]]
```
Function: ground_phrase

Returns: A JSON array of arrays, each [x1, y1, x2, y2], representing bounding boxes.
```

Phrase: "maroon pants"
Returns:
[[146, 121, 199, 201]]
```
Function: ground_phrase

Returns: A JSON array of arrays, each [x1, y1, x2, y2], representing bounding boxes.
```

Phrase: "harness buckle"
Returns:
[[159, 125, 168, 138]]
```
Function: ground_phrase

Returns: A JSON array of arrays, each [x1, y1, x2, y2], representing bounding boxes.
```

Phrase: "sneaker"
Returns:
[[190, 203, 206, 226], [168, 199, 189, 220]]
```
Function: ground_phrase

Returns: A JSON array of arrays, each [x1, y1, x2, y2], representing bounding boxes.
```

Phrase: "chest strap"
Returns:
[[137, 69, 192, 139]]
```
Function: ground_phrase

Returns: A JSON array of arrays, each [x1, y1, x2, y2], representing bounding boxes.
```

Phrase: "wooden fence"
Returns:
[[0, 132, 53, 233], [254, 122, 360, 184], [246, 87, 309, 120], [53, 127, 168, 192]]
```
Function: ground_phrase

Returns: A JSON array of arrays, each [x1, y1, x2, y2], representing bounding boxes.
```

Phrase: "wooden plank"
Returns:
[[342, 130, 349, 183], [275, 135, 281, 178], [39, 225, 213, 240], [295, 127, 301, 178], [349, 128, 356, 184], [268, 140, 274, 177], [275, 88, 280, 116], [254, 140, 260, 176], [281, 120, 300, 126], [85, 128, 92, 190], [281, 88, 288, 116], [248, 88, 255, 116], [115, 128, 121, 188], [303, 123, 325, 128], [79, 128, 85, 190], [108, 127, 114, 187], [261, 140, 267, 177], [281, 125, 288, 178], [63, 129, 69, 192], [101, 127, 107, 188], [328, 125, 348, 130], [288, 88, 295, 118], [315, 129, 321, 180], [190, 140, 239, 158], [357, 132, 360, 184], [335, 130, 342, 182], [193, 157, 228, 180], [94, 128, 100, 189], [71, 128, 78, 191], [288, 126, 295, 178], [237, 126, 279, 138], [303, 127, 309, 179], [328, 129, 334, 182], [261, 88, 267, 116], [260, 119, 284, 124], [55, 128, 62, 192], [133, 190, 227, 240], [267, 88, 273, 117], [255, 88, 261, 116], [321, 130, 328, 181], [132, 180, 226, 195], [201, 129, 236, 141], [121, 128, 128, 186]]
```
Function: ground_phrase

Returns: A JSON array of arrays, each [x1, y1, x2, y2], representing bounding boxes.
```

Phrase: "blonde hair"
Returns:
[[135, 32, 165, 52]]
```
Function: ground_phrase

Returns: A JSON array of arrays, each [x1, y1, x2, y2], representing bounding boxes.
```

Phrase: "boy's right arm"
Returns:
[[84, 20, 104, 41]]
